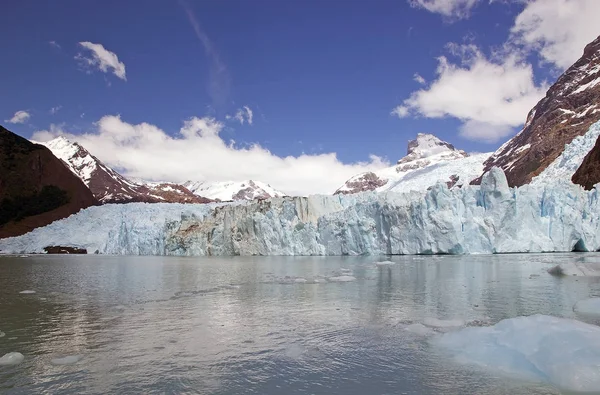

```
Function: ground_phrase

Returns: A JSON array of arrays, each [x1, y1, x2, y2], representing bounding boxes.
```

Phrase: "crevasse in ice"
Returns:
[[0, 167, 598, 255]]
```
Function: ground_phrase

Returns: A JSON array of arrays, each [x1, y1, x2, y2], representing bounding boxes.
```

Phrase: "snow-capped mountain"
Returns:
[[478, 34, 600, 187], [335, 133, 490, 195], [183, 180, 286, 201], [37, 136, 210, 204]]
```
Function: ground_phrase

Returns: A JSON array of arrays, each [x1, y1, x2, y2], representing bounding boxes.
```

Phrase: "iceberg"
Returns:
[[0, 352, 24, 366], [51, 355, 83, 365], [0, 168, 599, 256], [574, 298, 600, 317], [431, 315, 600, 393]]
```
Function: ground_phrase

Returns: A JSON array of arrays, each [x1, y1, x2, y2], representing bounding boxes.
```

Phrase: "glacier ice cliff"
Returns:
[[0, 168, 599, 256]]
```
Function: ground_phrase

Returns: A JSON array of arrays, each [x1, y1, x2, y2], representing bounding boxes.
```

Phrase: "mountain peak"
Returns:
[[398, 133, 467, 165], [184, 179, 285, 201]]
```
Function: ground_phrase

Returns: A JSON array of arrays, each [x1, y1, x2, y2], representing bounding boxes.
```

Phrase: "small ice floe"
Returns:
[[19, 290, 36, 294], [423, 318, 465, 330], [51, 355, 82, 365], [405, 323, 435, 336], [375, 260, 395, 266], [431, 314, 600, 393], [0, 331, 5, 338], [327, 275, 357, 282], [0, 352, 24, 366], [294, 278, 308, 284], [573, 298, 600, 318], [19, 255, 28, 258], [552, 261, 600, 277]]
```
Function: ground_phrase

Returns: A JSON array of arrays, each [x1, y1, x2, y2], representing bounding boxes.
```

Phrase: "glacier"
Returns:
[[0, 167, 599, 256], [430, 314, 600, 393]]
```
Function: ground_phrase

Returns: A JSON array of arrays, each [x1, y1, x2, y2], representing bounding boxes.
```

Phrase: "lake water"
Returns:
[[1, 253, 600, 394]]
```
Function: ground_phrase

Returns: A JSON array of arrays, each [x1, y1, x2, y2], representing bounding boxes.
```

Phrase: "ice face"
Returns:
[[1, 166, 599, 256], [0, 352, 25, 366], [431, 315, 600, 393], [574, 298, 600, 318]]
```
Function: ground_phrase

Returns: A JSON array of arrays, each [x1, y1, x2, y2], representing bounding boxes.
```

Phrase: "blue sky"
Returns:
[[2, 0, 598, 194]]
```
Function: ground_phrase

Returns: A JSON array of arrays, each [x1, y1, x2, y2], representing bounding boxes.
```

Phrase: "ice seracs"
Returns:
[[1, 166, 599, 256], [431, 315, 600, 393], [335, 133, 490, 195], [183, 179, 285, 201]]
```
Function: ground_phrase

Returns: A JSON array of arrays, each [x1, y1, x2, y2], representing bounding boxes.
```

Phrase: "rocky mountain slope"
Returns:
[[477, 35, 600, 187], [184, 180, 286, 201], [0, 126, 97, 238], [335, 133, 490, 195], [38, 136, 210, 204]]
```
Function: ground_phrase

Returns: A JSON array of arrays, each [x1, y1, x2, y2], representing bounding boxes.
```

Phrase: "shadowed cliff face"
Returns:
[[572, 135, 600, 190], [0, 125, 97, 238], [475, 35, 600, 187]]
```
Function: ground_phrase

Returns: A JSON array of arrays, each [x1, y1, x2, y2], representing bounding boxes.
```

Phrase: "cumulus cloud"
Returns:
[[76, 42, 126, 80], [409, 0, 481, 20], [32, 115, 388, 196], [392, 45, 548, 142], [510, 0, 600, 70], [391, 106, 410, 118], [5, 110, 31, 124]]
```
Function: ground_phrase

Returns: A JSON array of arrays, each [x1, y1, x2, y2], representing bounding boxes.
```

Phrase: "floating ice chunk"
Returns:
[[294, 278, 308, 283], [574, 298, 600, 317], [405, 323, 435, 336], [375, 260, 395, 266], [431, 314, 600, 393], [19, 290, 36, 294], [51, 355, 82, 365], [0, 352, 24, 366], [0, 331, 5, 338], [423, 318, 465, 329], [556, 262, 600, 277], [327, 275, 357, 282]]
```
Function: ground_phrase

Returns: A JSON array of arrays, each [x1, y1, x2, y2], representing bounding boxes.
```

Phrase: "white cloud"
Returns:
[[510, 0, 600, 70], [5, 110, 31, 124], [391, 106, 410, 118], [76, 42, 126, 80], [229, 106, 254, 125], [393, 44, 548, 142], [49, 105, 62, 115], [413, 73, 426, 84], [49, 41, 61, 49], [32, 115, 389, 196], [409, 0, 481, 20]]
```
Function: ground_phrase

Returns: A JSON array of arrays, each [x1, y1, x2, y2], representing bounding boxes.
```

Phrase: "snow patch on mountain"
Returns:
[[184, 180, 285, 201], [532, 121, 600, 185], [336, 133, 490, 195], [35, 136, 97, 185]]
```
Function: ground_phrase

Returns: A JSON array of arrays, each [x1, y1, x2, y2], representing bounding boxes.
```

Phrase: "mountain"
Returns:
[[183, 180, 286, 201], [477, 35, 600, 187], [0, 125, 97, 238], [335, 133, 491, 195], [38, 136, 210, 204]]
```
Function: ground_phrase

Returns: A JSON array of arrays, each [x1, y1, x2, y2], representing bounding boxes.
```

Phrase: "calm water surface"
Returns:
[[1, 254, 600, 394]]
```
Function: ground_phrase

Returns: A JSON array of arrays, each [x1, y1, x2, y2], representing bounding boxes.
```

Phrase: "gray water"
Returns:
[[1, 254, 600, 394]]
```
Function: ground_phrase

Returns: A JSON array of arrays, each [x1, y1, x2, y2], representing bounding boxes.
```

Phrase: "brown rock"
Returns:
[[0, 126, 98, 238], [572, 135, 600, 190], [475, 35, 600, 187]]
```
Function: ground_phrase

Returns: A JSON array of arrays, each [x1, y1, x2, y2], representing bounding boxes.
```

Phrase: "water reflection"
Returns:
[[0, 253, 599, 394]]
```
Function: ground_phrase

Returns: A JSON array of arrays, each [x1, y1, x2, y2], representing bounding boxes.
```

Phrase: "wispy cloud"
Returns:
[[409, 0, 481, 21], [179, 0, 232, 108], [49, 105, 62, 115], [227, 106, 254, 125], [76, 41, 127, 81], [49, 40, 61, 49], [5, 110, 31, 124]]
